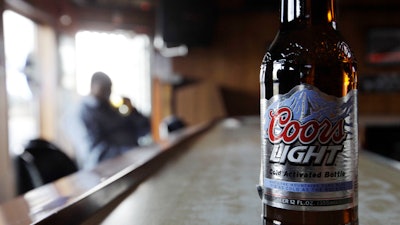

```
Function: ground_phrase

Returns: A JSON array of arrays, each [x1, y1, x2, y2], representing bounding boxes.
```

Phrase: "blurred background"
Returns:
[[0, 0, 399, 202]]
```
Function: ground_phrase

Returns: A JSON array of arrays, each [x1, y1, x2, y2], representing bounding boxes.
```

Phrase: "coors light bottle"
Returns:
[[259, 0, 358, 224]]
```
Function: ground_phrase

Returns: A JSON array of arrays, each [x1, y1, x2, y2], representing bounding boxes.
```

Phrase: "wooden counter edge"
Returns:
[[0, 120, 216, 225]]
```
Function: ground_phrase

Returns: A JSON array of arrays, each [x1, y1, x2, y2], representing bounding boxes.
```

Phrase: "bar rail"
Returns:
[[0, 121, 214, 225]]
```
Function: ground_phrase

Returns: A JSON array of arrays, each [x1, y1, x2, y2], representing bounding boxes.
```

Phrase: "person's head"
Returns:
[[90, 72, 112, 101]]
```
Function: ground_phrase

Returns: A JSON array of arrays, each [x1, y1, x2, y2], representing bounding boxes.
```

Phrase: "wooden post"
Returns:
[[151, 77, 172, 142]]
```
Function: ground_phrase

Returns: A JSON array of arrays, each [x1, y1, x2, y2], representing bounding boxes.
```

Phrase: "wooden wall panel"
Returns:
[[151, 78, 173, 142], [173, 11, 279, 117], [173, 6, 400, 118], [339, 8, 400, 115], [175, 81, 226, 126], [174, 12, 279, 91]]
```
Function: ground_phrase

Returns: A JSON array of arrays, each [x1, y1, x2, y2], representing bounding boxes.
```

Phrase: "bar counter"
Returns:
[[1, 117, 399, 225]]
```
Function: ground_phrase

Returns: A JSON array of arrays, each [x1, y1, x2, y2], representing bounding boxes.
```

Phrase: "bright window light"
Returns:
[[3, 10, 39, 155], [75, 30, 151, 115]]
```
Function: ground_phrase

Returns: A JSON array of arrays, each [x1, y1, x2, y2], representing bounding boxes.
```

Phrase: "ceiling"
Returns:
[[8, 0, 400, 36], [70, 0, 156, 11], [6, 0, 280, 35]]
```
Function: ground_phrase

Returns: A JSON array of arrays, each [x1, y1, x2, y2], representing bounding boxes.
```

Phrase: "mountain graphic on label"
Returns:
[[265, 85, 355, 140]]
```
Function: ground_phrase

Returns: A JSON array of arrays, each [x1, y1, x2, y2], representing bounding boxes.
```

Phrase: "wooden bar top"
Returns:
[[0, 117, 399, 225]]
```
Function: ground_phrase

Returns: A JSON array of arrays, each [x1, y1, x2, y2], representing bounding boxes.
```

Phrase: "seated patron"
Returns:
[[65, 72, 150, 169]]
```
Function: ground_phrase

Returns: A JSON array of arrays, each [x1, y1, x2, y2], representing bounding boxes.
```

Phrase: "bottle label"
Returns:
[[261, 84, 358, 211]]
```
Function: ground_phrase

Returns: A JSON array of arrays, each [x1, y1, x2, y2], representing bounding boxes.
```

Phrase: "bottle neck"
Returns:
[[280, 0, 337, 30]]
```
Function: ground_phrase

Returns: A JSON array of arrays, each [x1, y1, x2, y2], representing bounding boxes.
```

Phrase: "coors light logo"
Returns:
[[264, 85, 354, 166]]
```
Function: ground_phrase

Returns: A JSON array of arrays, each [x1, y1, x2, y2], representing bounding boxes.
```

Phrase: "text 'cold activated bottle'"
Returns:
[[259, 0, 358, 224]]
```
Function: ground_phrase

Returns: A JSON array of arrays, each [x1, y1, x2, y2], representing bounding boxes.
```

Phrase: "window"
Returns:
[[74, 31, 151, 115], [3, 10, 39, 155]]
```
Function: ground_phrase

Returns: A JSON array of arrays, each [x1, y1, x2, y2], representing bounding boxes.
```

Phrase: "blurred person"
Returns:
[[65, 72, 143, 169]]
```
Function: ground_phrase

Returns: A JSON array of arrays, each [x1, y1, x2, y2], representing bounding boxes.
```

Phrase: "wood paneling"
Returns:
[[175, 81, 226, 126], [6, 0, 154, 34], [172, 4, 400, 118], [174, 11, 279, 91], [173, 11, 279, 118], [339, 8, 400, 115], [151, 78, 173, 142]]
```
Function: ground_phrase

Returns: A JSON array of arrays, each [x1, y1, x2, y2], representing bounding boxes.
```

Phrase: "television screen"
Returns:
[[157, 0, 216, 48]]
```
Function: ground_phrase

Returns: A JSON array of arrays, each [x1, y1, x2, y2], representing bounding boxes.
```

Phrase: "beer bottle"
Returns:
[[259, 0, 358, 224]]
